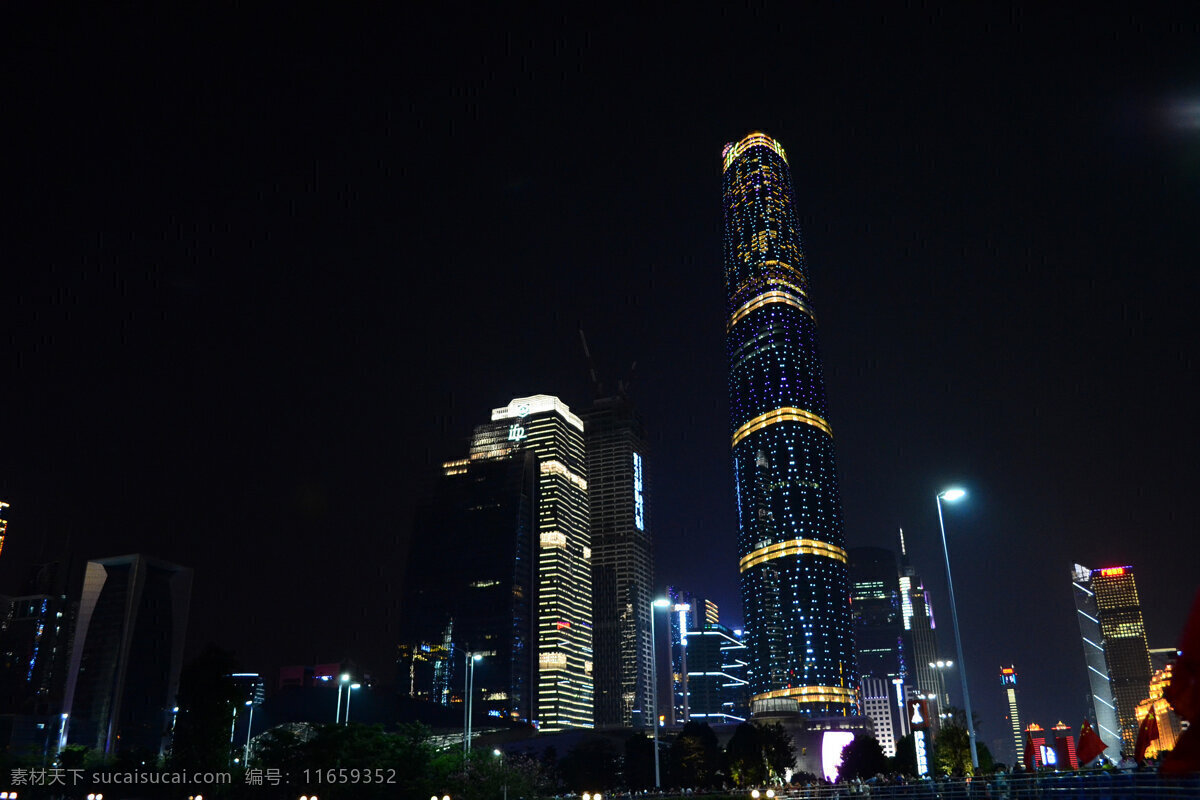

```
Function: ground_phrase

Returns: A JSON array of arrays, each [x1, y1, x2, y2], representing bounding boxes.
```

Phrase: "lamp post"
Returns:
[[936, 487, 978, 771], [335, 673, 350, 723], [462, 652, 482, 757], [650, 597, 671, 788], [345, 683, 361, 724], [243, 701, 254, 764]]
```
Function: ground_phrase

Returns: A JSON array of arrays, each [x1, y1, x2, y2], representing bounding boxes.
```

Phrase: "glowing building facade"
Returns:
[[490, 396, 594, 730], [722, 132, 854, 714], [1072, 563, 1151, 758], [1000, 666, 1024, 768]]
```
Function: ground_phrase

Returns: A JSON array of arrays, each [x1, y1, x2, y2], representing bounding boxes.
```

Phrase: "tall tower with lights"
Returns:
[[722, 132, 855, 714], [1000, 666, 1024, 768]]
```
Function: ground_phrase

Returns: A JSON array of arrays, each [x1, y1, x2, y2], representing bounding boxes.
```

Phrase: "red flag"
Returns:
[[1161, 587, 1200, 774], [1134, 713, 1159, 765], [1077, 719, 1108, 766]]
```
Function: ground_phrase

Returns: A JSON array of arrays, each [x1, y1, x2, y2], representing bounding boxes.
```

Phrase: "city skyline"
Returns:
[[4, 3, 1198, 764]]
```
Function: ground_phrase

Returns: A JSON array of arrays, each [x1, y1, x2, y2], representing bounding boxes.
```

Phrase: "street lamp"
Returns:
[[936, 486, 978, 770], [243, 701, 254, 764], [650, 597, 671, 788], [345, 683, 361, 724], [335, 673, 350, 722], [462, 652, 482, 756]]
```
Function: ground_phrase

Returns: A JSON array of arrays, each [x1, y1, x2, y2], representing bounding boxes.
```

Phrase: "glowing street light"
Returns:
[[650, 597, 671, 788], [936, 486, 978, 770], [335, 673, 350, 722], [344, 683, 361, 724], [463, 652, 483, 755]]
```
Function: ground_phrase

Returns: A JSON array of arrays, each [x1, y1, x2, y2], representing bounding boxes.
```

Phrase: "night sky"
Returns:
[[6, 5, 1199, 765]]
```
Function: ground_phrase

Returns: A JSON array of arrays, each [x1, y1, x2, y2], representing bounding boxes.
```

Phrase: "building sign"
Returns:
[[632, 452, 644, 530], [909, 699, 930, 777], [508, 423, 527, 442]]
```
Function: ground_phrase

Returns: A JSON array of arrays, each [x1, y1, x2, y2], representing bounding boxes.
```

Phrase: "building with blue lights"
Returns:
[[722, 132, 855, 715]]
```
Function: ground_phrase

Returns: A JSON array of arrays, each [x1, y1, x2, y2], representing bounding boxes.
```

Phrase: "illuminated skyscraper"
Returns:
[[848, 547, 906, 752], [1000, 666, 1024, 768], [403, 395, 592, 731], [1072, 563, 1152, 758], [490, 396, 593, 730], [722, 132, 854, 714], [581, 394, 654, 728], [898, 529, 947, 723]]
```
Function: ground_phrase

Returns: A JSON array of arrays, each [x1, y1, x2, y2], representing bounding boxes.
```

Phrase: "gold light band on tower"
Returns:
[[723, 132, 789, 171], [728, 290, 815, 331], [739, 538, 849, 573], [731, 407, 833, 447], [750, 686, 857, 705]]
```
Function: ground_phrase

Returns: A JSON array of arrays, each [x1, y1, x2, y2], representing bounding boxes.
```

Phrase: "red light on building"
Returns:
[[556, 620, 571, 629], [1099, 567, 1126, 577]]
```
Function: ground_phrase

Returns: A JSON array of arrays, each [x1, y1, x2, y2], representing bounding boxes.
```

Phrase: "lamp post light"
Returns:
[[344, 683, 361, 724], [935, 487, 978, 771], [243, 701, 254, 764], [462, 652, 482, 757], [649, 597, 671, 788], [335, 673, 350, 723]]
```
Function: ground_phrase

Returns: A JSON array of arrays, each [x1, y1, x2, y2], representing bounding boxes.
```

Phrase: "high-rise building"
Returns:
[[848, 547, 907, 748], [0, 501, 9, 560], [400, 448, 537, 721], [898, 530, 947, 727], [1072, 563, 1152, 758], [686, 623, 750, 724], [581, 394, 654, 729], [1135, 661, 1183, 759], [402, 394, 594, 729], [1000, 666, 1024, 769], [406, 395, 593, 730], [722, 131, 855, 715], [61, 554, 192, 757]]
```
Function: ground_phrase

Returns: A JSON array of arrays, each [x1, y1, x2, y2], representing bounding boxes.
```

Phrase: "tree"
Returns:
[[890, 733, 917, 777], [725, 722, 766, 787], [758, 721, 796, 783], [933, 707, 995, 776], [837, 733, 888, 782], [669, 721, 721, 788]]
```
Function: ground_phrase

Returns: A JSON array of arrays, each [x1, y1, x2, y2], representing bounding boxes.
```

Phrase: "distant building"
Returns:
[[685, 623, 749, 725], [402, 395, 592, 730], [1072, 564, 1152, 758], [848, 546, 907, 751], [1051, 721, 1078, 769], [1025, 723, 1048, 768], [61, 555, 192, 757], [1000, 666, 1024, 769], [581, 394, 654, 729], [1135, 661, 1184, 759], [400, 445, 537, 722], [723, 132, 855, 714], [898, 529, 947, 733]]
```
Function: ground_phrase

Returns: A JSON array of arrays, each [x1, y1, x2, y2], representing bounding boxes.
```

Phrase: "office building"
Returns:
[[848, 547, 907, 747], [1072, 563, 1152, 758], [685, 623, 750, 724], [722, 131, 855, 714], [403, 395, 592, 730], [581, 394, 654, 728], [898, 530, 947, 728], [1000, 666, 1024, 769], [62, 555, 192, 757], [0, 501, 9, 560], [400, 443, 537, 721], [859, 676, 898, 757]]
